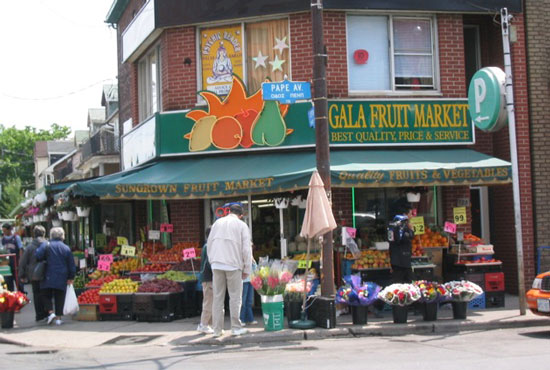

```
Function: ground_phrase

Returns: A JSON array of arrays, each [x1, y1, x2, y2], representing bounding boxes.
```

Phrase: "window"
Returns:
[[347, 15, 436, 92], [199, 18, 290, 95], [138, 45, 161, 121]]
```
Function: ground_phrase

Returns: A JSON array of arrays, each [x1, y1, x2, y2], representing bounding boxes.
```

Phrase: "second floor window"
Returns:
[[138, 45, 161, 121]]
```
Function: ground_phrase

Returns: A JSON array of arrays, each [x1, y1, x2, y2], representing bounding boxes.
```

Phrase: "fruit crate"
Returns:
[[99, 294, 134, 320], [177, 280, 200, 318], [485, 291, 505, 308], [463, 272, 485, 288], [484, 272, 505, 292], [468, 293, 486, 310], [133, 292, 180, 322], [75, 304, 99, 321]]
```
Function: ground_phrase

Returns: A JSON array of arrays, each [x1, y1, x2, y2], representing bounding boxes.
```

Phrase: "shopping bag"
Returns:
[[63, 284, 79, 315]]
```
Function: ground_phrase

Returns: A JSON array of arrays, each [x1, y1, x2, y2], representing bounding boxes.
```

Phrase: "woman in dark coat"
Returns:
[[36, 227, 76, 326]]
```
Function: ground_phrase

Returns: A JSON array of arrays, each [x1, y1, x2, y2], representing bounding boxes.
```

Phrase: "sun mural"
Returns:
[[184, 76, 293, 151]]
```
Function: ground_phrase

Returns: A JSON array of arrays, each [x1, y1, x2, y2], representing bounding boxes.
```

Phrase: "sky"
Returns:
[[0, 0, 117, 134]]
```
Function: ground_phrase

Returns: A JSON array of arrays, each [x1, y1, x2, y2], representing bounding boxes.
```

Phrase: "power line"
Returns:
[[0, 78, 116, 101]]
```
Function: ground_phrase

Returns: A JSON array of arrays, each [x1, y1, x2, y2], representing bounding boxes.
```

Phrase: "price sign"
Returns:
[[117, 236, 128, 245], [444, 221, 457, 234], [410, 216, 425, 235], [87, 247, 95, 256], [298, 260, 313, 269], [121, 245, 136, 257], [84, 249, 89, 258], [99, 254, 113, 263], [160, 223, 174, 233], [97, 260, 111, 271], [345, 227, 357, 239], [183, 248, 196, 260], [95, 234, 106, 249], [79, 259, 86, 268], [453, 207, 467, 225], [148, 230, 160, 240]]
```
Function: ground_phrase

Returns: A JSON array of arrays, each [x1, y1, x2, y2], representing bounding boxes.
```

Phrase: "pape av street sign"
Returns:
[[262, 79, 311, 104]]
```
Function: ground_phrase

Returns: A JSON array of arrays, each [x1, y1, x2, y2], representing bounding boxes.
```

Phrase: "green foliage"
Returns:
[[0, 124, 71, 191], [0, 178, 24, 218]]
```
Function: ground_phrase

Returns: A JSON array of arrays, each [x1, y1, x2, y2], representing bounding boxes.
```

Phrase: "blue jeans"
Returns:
[[240, 282, 254, 323]]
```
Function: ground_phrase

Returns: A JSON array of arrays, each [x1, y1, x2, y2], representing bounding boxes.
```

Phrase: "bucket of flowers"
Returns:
[[413, 280, 450, 321], [0, 286, 30, 328], [377, 283, 421, 323], [284, 278, 313, 322], [335, 275, 381, 325], [443, 280, 484, 319], [251, 259, 297, 331]]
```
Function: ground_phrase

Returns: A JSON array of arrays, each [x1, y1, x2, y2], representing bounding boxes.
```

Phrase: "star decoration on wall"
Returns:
[[269, 55, 285, 72], [252, 51, 268, 69], [273, 36, 289, 55]]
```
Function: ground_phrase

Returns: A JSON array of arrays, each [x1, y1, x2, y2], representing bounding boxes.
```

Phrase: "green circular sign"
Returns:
[[467, 67, 507, 132]]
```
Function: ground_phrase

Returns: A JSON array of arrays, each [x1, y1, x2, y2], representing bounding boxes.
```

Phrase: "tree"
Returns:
[[0, 123, 71, 192], [0, 178, 24, 218]]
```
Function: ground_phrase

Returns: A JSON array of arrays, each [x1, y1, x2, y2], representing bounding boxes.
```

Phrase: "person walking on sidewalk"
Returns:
[[207, 203, 252, 337], [36, 227, 76, 326], [18, 225, 48, 321], [1, 222, 24, 292], [197, 226, 214, 334]]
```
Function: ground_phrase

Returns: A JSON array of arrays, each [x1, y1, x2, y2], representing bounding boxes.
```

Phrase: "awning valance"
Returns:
[[67, 149, 511, 200]]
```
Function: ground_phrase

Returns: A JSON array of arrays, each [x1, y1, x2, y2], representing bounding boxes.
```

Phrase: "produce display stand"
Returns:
[[133, 292, 181, 322], [98, 293, 134, 320]]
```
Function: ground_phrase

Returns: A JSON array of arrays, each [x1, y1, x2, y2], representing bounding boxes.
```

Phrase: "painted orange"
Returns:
[[210, 116, 243, 150]]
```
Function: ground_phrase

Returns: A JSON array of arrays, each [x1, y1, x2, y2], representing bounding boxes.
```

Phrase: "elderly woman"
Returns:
[[36, 227, 76, 326]]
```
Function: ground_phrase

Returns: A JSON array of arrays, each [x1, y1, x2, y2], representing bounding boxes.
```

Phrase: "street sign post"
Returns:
[[262, 79, 311, 104]]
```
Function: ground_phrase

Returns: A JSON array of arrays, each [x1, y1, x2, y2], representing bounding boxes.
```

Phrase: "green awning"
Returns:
[[67, 149, 511, 200]]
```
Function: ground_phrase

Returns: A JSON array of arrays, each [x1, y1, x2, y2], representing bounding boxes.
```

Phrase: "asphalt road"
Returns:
[[1, 326, 549, 369]]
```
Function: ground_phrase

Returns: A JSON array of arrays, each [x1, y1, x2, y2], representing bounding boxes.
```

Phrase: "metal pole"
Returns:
[[311, 0, 334, 297], [501, 7, 526, 315]]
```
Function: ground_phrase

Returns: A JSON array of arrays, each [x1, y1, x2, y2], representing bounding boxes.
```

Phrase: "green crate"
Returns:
[[0, 265, 12, 276]]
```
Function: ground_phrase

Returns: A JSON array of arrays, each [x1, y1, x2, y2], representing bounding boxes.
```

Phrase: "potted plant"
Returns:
[[74, 197, 94, 218], [443, 280, 484, 319], [251, 260, 296, 331], [335, 275, 381, 325], [56, 200, 77, 221], [378, 283, 421, 323], [413, 280, 450, 321], [0, 286, 30, 328]]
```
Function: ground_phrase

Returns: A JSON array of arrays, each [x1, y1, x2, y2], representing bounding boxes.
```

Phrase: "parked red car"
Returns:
[[526, 271, 550, 316]]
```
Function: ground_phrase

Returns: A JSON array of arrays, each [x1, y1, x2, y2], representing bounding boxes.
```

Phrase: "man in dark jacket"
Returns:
[[18, 225, 48, 321], [389, 206, 416, 283], [36, 227, 76, 326]]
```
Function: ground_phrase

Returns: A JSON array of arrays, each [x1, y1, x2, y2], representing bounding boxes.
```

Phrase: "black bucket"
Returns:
[[1, 311, 14, 329], [351, 305, 368, 325], [422, 302, 438, 321], [392, 305, 408, 324], [452, 301, 468, 319]]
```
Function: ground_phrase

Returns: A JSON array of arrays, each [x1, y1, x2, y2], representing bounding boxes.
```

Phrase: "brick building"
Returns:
[[88, 0, 533, 293]]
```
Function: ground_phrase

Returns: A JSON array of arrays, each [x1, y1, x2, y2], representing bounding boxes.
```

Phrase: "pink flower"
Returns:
[[267, 276, 280, 289], [280, 271, 292, 284], [251, 276, 263, 291]]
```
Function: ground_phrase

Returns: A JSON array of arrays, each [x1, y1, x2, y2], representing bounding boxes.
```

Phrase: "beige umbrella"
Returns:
[[291, 171, 337, 328]]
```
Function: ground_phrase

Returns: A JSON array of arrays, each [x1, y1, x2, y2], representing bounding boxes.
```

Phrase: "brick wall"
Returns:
[[442, 186, 472, 235], [526, 0, 550, 259], [168, 200, 203, 243], [324, 12, 348, 98], [289, 12, 313, 82], [438, 14, 467, 98], [332, 187, 353, 227]]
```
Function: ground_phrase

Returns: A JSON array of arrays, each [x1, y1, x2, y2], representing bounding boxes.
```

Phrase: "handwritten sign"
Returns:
[[121, 245, 136, 257], [97, 260, 111, 271], [410, 216, 425, 235], [183, 248, 196, 260], [87, 247, 95, 256], [298, 260, 313, 269], [453, 207, 467, 225], [79, 259, 86, 268], [160, 223, 174, 233], [345, 227, 357, 239], [99, 254, 113, 263], [117, 236, 128, 245], [148, 230, 160, 240], [444, 221, 457, 234], [95, 234, 106, 249]]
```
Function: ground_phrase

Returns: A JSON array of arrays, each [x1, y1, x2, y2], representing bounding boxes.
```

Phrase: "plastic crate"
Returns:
[[306, 296, 336, 329], [468, 293, 485, 310], [99, 294, 134, 320], [99, 295, 117, 314], [134, 292, 180, 322], [178, 280, 200, 318], [464, 272, 485, 288], [485, 291, 505, 308], [485, 272, 505, 292]]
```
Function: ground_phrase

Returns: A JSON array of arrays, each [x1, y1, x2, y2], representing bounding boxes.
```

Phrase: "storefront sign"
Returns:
[[117, 236, 129, 246], [121, 245, 136, 257], [262, 80, 311, 104], [444, 221, 457, 234], [453, 207, 467, 225], [200, 25, 243, 96], [410, 216, 425, 235], [160, 223, 173, 233], [468, 67, 507, 132], [148, 230, 161, 240], [183, 248, 196, 260]]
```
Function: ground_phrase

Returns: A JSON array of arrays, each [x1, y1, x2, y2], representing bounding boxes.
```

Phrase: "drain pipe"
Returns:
[[501, 7, 526, 315]]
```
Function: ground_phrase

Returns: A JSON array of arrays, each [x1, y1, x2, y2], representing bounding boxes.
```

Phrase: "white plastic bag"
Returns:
[[63, 284, 79, 315]]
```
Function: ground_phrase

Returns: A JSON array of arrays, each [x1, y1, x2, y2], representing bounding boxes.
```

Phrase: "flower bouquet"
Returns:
[[251, 259, 296, 296], [378, 283, 421, 306], [413, 280, 450, 303], [0, 288, 30, 328], [443, 280, 483, 302], [284, 278, 313, 302], [336, 275, 381, 306]]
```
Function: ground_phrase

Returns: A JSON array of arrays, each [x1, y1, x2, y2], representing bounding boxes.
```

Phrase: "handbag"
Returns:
[[31, 242, 49, 281]]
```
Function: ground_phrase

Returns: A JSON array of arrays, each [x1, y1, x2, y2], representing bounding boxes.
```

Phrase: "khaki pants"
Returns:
[[212, 269, 243, 333], [200, 281, 213, 326]]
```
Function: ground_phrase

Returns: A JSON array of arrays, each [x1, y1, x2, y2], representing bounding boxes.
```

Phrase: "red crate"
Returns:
[[99, 294, 117, 314], [485, 272, 505, 292]]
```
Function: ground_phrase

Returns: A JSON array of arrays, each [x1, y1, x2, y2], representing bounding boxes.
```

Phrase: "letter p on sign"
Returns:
[[474, 78, 486, 113]]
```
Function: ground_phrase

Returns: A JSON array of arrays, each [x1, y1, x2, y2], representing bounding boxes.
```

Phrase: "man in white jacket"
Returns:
[[207, 203, 252, 336]]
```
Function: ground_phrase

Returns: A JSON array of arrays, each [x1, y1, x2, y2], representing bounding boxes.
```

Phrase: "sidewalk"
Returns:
[[1, 293, 548, 349]]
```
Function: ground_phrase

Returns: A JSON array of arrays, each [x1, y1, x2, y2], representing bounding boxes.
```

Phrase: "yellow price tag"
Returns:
[[453, 207, 467, 225], [117, 236, 129, 245], [121, 245, 136, 257], [410, 216, 425, 235], [298, 260, 312, 268]]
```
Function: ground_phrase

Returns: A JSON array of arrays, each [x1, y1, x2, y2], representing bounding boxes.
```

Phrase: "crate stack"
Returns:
[[464, 271, 505, 309]]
